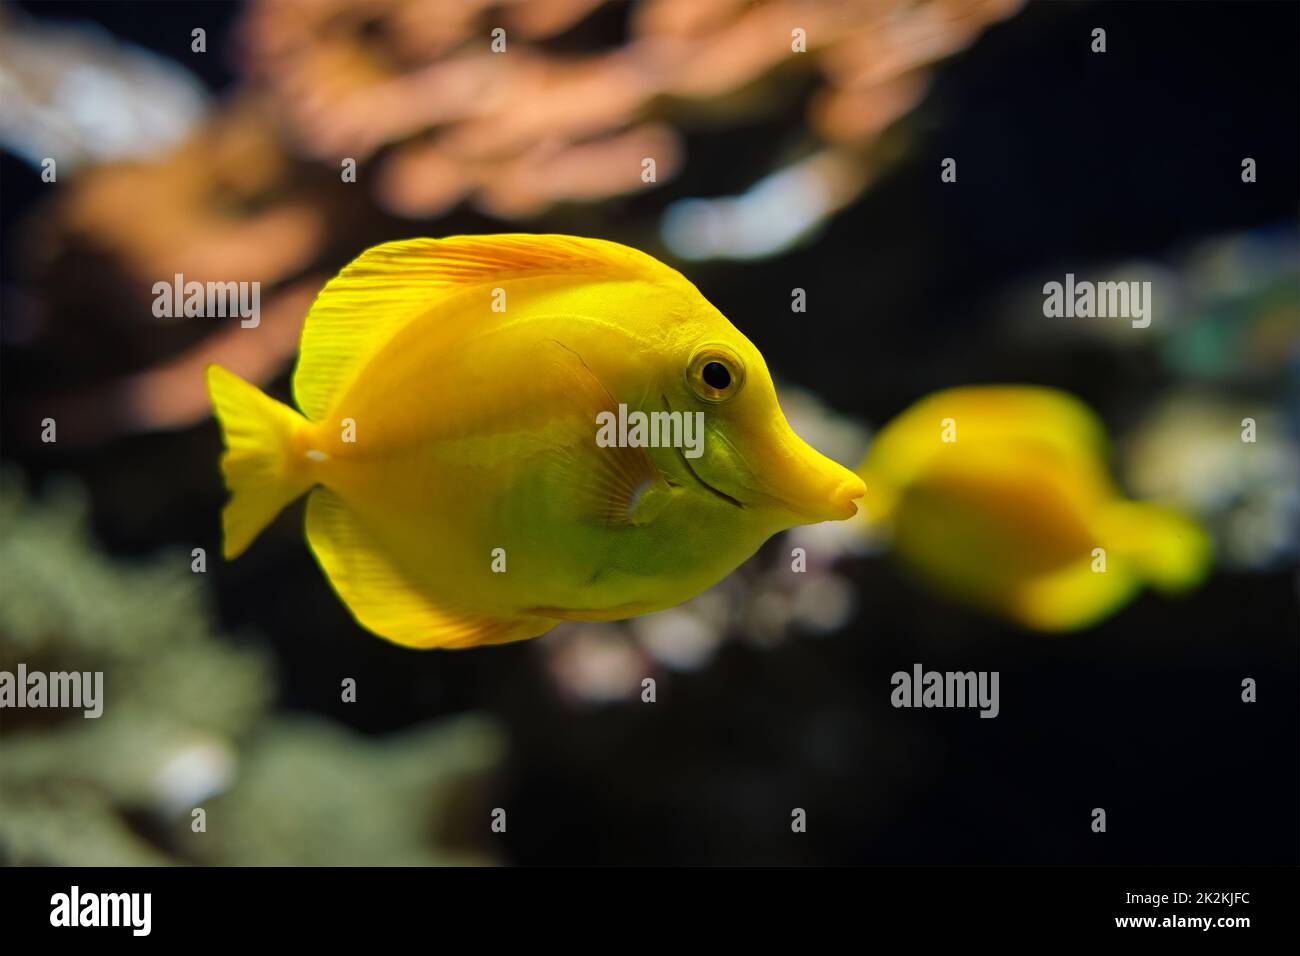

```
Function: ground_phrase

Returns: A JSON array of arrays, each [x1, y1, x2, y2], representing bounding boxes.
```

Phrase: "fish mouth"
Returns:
[[662, 393, 744, 509]]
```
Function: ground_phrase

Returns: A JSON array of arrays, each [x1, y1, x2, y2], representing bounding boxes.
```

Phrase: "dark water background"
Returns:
[[2, 0, 1296, 864]]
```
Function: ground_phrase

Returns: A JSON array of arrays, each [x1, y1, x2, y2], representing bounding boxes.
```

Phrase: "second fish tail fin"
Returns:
[[1097, 499, 1213, 594], [206, 364, 316, 559]]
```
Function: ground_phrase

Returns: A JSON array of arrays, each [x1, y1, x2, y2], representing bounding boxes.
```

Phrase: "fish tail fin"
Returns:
[[1097, 500, 1213, 594], [206, 364, 315, 559]]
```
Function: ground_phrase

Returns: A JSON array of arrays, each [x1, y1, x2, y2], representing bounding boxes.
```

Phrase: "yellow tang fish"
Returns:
[[857, 385, 1212, 631], [207, 234, 864, 649]]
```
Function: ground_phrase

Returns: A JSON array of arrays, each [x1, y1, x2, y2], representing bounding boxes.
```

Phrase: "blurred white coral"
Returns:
[[1123, 392, 1300, 570], [0, 6, 209, 170]]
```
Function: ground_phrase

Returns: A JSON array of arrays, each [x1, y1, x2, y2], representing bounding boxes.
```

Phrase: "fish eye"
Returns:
[[687, 345, 745, 403], [703, 362, 730, 389]]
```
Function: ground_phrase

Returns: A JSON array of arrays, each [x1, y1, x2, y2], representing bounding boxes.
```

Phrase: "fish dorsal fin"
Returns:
[[292, 234, 676, 421]]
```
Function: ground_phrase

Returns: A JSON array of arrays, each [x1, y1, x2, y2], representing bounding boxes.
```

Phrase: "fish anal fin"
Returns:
[[527, 601, 660, 622], [305, 488, 550, 649]]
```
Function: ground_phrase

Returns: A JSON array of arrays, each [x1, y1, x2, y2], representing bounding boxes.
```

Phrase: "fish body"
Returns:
[[208, 235, 863, 648], [857, 386, 1211, 631]]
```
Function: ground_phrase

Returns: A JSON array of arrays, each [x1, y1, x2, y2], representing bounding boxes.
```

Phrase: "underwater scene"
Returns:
[[1, 0, 1297, 876]]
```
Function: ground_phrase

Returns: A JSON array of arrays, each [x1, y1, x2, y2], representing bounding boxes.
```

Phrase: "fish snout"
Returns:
[[795, 472, 865, 522], [760, 438, 866, 524], [829, 474, 867, 519]]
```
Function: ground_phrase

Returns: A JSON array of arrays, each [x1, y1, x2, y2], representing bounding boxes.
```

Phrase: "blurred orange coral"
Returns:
[[15, 104, 336, 442], [236, 0, 1022, 218], [11, 0, 1021, 445]]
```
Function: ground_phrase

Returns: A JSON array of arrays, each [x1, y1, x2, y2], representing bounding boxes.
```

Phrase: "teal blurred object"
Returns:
[[1159, 229, 1299, 384]]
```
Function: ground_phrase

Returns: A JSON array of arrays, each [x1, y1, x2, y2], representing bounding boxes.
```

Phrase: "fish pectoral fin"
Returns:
[[305, 488, 550, 649], [566, 448, 668, 527], [546, 340, 666, 527]]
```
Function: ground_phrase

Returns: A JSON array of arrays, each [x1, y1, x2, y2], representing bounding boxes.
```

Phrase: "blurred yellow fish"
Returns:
[[857, 385, 1211, 631], [207, 234, 864, 649]]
